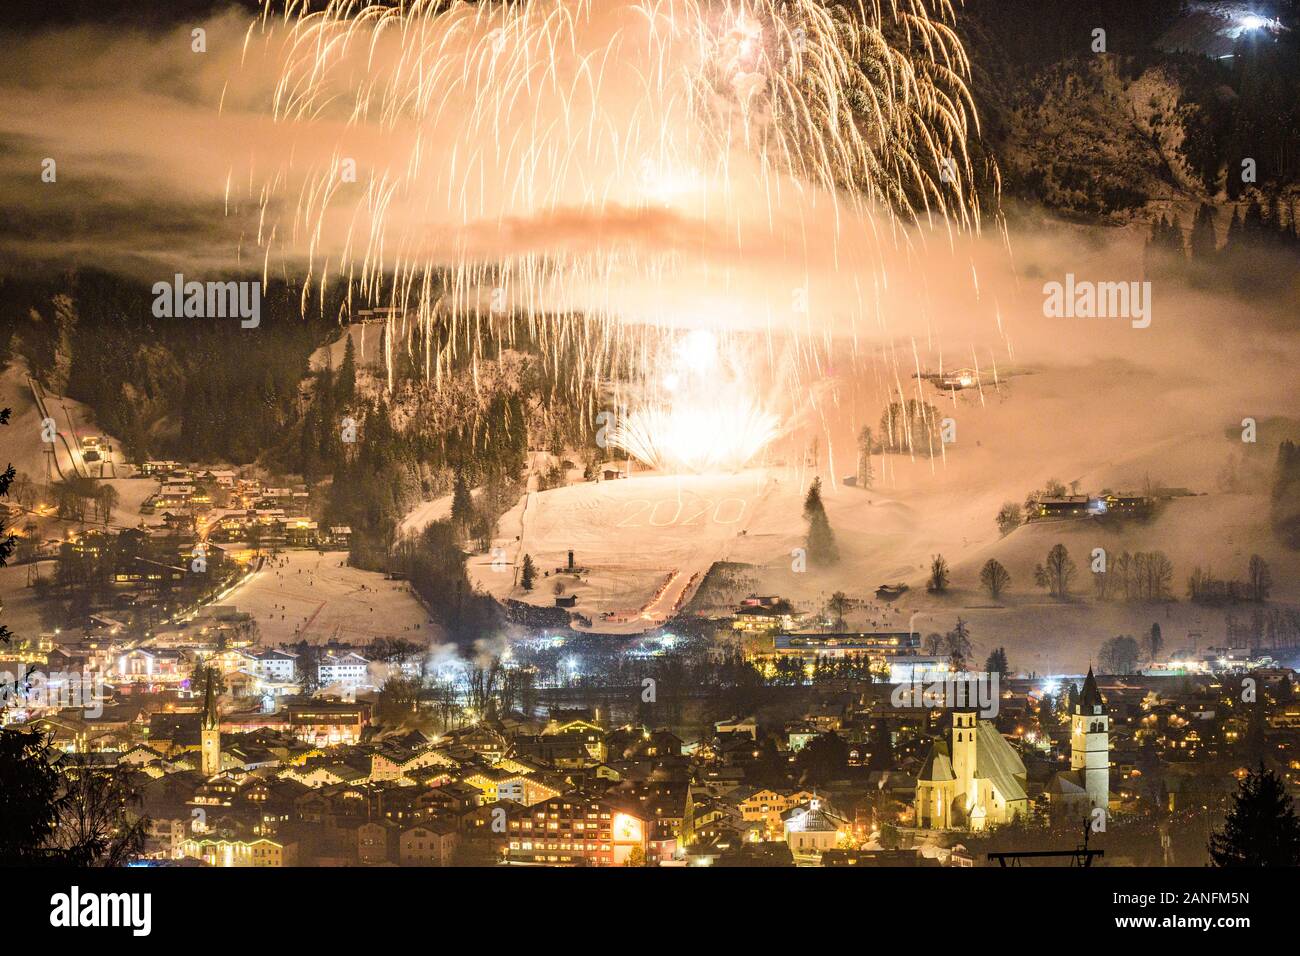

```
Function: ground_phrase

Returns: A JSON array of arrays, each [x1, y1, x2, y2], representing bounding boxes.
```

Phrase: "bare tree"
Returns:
[[1140, 551, 1174, 601], [1113, 551, 1133, 601], [463, 657, 502, 718], [45, 755, 149, 867], [1098, 635, 1140, 675], [1092, 562, 1111, 601], [1035, 543, 1077, 598], [979, 559, 1010, 600], [1248, 555, 1272, 602], [856, 427, 874, 489], [827, 591, 850, 630], [995, 501, 1022, 536], [12, 472, 37, 512], [428, 677, 462, 731], [928, 554, 950, 593], [96, 485, 120, 526]]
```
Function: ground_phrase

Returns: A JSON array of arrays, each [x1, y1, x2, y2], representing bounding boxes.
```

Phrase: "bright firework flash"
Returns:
[[232, 0, 1005, 469], [608, 328, 781, 472]]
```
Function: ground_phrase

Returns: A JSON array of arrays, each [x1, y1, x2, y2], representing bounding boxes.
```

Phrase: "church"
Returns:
[[915, 710, 1028, 830], [1046, 667, 1112, 813], [915, 668, 1112, 830]]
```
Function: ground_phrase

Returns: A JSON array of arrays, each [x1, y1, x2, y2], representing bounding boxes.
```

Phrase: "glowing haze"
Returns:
[[231, 0, 997, 468], [0, 0, 1003, 473]]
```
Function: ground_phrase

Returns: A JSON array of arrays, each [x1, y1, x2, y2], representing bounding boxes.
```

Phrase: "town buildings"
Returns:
[[914, 710, 1030, 830]]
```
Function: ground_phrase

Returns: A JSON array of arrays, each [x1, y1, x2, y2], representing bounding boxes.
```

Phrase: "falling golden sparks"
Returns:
[[239, 0, 999, 466]]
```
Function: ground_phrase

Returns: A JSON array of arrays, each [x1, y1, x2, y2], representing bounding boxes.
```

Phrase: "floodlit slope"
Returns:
[[466, 355, 1298, 660], [396, 491, 455, 541], [0, 358, 155, 524], [469, 470, 778, 628], [309, 323, 385, 372], [1, 358, 93, 482], [222, 550, 438, 645], [730, 359, 1289, 591]]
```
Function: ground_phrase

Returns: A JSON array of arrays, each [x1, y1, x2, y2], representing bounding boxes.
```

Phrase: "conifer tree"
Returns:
[[338, 332, 357, 405], [802, 477, 838, 565], [1209, 763, 1300, 866]]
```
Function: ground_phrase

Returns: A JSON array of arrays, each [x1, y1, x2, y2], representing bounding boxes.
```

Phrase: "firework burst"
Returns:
[[236, 0, 996, 466], [608, 329, 781, 471]]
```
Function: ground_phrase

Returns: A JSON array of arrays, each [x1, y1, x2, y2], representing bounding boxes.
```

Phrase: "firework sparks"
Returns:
[[236, 0, 998, 467], [609, 329, 780, 471], [612, 399, 780, 472]]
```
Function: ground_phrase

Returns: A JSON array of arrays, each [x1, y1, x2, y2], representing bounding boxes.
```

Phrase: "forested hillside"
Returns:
[[0, 270, 335, 463], [960, 0, 1300, 217]]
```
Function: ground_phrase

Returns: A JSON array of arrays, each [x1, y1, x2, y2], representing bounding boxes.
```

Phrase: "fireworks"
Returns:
[[613, 399, 780, 472], [609, 329, 780, 471], [237, 0, 996, 468]]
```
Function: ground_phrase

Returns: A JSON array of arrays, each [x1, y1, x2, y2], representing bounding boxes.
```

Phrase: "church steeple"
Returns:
[[199, 670, 221, 776], [1070, 667, 1109, 811], [1077, 666, 1104, 715], [201, 670, 218, 730], [679, 781, 697, 848]]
